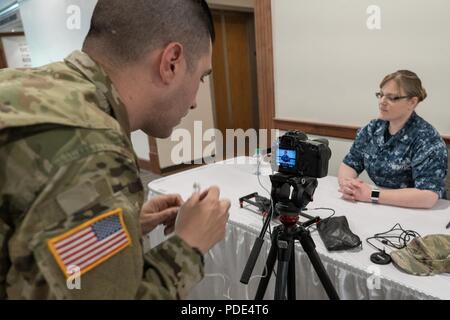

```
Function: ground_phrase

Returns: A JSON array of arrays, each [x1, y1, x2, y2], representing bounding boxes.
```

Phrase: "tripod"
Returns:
[[240, 173, 340, 300], [240, 206, 340, 300], [254, 214, 339, 300]]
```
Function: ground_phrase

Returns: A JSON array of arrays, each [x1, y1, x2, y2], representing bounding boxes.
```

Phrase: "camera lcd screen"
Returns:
[[276, 148, 296, 168]]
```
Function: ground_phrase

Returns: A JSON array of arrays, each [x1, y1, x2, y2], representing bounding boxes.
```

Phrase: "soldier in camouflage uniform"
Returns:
[[338, 70, 448, 208], [0, 0, 230, 299]]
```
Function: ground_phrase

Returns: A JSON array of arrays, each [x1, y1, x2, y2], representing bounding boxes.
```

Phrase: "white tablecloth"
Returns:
[[147, 157, 450, 300]]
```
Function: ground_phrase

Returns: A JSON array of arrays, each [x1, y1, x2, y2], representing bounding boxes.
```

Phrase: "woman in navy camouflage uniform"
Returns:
[[338, 70, 448, 208]]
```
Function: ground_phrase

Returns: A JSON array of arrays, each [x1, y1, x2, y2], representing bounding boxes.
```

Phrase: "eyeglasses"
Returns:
[[375, 92, 410, 103]]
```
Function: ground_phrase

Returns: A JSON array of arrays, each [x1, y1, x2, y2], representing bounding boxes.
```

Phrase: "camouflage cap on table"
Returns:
[[391, 234, 450, 276]]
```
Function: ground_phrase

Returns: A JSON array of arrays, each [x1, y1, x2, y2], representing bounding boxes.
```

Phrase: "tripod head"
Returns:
[[270, 173, 318, 217]]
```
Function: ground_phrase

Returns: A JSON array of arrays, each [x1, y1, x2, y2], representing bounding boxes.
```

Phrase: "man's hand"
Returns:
[[338, 179, 371, 202], [140, 194, 184, 235], [175, 186, 230, 254]]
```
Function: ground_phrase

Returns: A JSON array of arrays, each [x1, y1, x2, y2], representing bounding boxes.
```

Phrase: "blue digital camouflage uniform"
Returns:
[[343, 112, 448, 199], [0, 51, 203, 299]]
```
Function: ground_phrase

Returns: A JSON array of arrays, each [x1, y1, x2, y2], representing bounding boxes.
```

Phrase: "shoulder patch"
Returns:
[[47, 208, 132, 278], [56, 181, 100, 216]]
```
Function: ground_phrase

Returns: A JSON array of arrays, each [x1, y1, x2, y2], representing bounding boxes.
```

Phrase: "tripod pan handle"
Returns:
[[240, 237, 265, 284]]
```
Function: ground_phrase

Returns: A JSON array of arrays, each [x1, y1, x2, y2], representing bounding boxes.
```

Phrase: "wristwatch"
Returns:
[[371, 188, 380, 204]]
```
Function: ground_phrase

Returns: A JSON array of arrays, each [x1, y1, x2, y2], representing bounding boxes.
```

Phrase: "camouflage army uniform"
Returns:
[[0, 51, 203, 299], [343, 112, 448, 199]]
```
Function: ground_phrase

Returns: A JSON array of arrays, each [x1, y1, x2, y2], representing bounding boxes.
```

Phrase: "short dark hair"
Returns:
[[83, 0, 215, 69]]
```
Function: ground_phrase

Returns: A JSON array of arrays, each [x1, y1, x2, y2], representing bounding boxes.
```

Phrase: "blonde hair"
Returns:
[[380, 70, 427, 102]]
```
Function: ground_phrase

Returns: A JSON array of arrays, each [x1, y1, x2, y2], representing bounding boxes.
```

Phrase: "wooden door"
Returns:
[[211, 10, 258, 157]]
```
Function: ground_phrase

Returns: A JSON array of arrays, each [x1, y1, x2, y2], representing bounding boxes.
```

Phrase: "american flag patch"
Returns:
[[48, 208, 132, 278]]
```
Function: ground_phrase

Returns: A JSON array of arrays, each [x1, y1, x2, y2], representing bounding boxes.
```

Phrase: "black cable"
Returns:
[[305, 207, 336, 220], [366, 223, 421, 253], [302, 207, 336, 230]]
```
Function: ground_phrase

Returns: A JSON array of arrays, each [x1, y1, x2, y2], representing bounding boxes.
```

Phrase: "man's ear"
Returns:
[[160, 42, 184, 84]]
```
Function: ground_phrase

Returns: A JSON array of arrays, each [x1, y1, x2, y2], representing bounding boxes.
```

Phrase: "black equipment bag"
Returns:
[[317, 216, 361, 251]]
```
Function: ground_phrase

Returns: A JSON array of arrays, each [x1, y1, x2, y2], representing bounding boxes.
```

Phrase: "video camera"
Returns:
[[270, 131, 332, 213], [272, 131, 331, 178]]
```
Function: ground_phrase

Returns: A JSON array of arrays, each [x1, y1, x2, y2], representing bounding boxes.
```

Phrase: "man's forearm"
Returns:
[[139, 235, 204, 299]]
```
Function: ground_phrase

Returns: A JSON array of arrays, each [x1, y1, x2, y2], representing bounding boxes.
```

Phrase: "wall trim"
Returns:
[[160, 163, 206, 176], [274, 119, 357, 140], [208, 4, 253, 12], [138, 158, 153, 172], [275, 118, 450, 144], [0, 32, 25, 37]]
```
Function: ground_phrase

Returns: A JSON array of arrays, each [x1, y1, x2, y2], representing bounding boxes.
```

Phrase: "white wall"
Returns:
[[19, 0, 97, 67], [271, 0, 450, 137]]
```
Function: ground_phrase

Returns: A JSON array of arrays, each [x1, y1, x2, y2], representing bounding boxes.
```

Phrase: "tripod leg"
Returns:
[[297, 229, 340, 300], [255, 227, 279, 300], [274, 236, 294, 300], [287, 242, 296, 300]]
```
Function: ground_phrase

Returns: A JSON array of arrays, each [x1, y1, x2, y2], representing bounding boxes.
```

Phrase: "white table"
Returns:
[[147, 157, 450, 300]]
